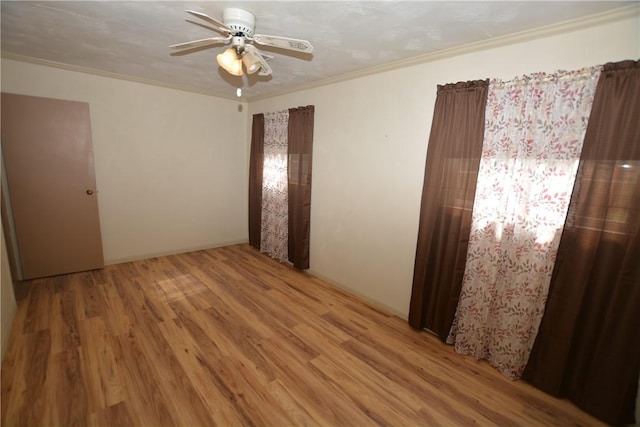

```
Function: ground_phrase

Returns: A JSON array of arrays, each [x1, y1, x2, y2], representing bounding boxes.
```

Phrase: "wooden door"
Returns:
[[1, 93, 104, 279]]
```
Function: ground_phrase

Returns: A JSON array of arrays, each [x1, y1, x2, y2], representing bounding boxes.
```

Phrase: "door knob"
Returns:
[[86, 189, 94, 195]]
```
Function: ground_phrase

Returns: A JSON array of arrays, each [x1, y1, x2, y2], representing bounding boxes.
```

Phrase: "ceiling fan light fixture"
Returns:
[[242, 51, 262, 74], [228, 59, 243, 76], [217, 47, 237, 68], [174, 8, 313, 79], [217, 48, 243, 76]]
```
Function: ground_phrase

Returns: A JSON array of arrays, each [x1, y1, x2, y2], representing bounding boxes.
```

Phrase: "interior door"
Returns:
[[1, 93, 104, 280]]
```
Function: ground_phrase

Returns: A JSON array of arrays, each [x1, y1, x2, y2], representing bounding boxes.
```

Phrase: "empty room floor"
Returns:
[[1, 244, 603, 426]]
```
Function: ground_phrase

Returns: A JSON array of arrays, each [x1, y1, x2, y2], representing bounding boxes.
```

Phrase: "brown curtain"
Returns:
[[408, 80, 488, 340], [287, 106, 314, 269], [523, 60, 640, 426], [248, 113, 264, 248]]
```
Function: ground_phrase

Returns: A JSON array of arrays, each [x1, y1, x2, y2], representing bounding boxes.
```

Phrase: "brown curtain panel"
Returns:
[[248, 113, 264, 249], [523, 60, 640, 425], [408, 80, 488, 340], [287, 106, 315, 269]]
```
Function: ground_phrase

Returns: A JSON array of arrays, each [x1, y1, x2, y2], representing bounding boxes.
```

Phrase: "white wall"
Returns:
[[1, 60, 249, 264], [249, 14, 640, 317]]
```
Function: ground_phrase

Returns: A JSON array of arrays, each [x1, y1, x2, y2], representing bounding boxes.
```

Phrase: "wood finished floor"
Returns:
[[1, 244, 603, 426]]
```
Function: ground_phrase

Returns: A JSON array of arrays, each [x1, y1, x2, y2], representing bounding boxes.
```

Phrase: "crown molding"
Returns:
[[2, 4, 638, 103], [249, 3, 640, 102]]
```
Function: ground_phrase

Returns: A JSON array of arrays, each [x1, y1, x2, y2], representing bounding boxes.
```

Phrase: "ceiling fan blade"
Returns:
[[170, 45, 218, 57], [170, 36, 230, 51], [258, 51, 274, 62], [186, 19, 222, 34], [245, 45, 272, 76], [185, 10, 233, 35], [252, 34, 314, 54]]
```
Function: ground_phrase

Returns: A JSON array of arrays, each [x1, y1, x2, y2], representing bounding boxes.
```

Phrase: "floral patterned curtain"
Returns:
[[261, 110, 289, 262], [447, 67, 601, 378]]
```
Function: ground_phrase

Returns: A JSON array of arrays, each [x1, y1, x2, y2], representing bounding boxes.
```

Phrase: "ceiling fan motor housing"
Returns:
[[223, 8, 256, 37]]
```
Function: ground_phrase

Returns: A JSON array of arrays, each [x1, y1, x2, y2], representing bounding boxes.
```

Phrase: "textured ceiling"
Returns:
[[1, 1, 636, 100]]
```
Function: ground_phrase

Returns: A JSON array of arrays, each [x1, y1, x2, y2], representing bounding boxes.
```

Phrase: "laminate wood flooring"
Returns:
[[1, 244, 603, 426]]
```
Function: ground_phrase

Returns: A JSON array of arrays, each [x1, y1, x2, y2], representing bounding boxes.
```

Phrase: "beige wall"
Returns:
[[249, 14, 640, 317], [1, 60, 249, 264]]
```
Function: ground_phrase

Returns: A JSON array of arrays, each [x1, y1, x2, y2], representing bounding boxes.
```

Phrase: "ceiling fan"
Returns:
[[170, 8, 314, 77]]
